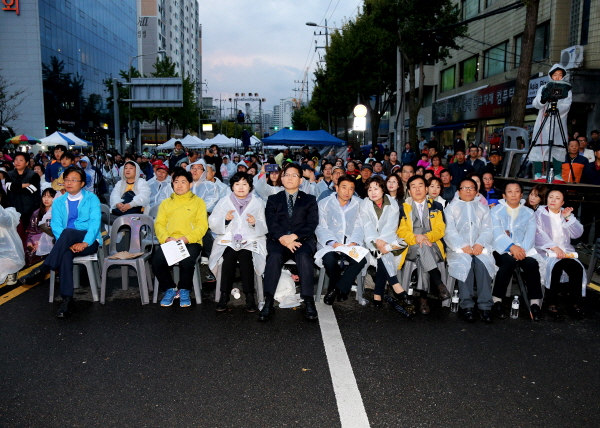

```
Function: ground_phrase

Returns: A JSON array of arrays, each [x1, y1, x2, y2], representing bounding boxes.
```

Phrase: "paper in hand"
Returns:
[[161, 239, 190, 266]]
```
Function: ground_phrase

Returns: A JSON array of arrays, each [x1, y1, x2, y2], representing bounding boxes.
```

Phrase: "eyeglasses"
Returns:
[[190, 167, 204, 171], [282, 173, 300, 178], [459, 186, 476, 191], [64, 179, 81, 183]]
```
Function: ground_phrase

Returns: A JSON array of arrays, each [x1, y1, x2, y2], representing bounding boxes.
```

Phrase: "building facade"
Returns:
[[403, 0, 600, 149], [0, 0, 137, 139]]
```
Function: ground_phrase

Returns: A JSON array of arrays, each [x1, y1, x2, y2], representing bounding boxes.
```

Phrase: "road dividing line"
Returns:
[[317, 303, 370, 428], [0, 284, 38, 305]]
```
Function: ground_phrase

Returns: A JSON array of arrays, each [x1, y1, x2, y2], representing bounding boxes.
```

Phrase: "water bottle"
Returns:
[[231, 288, 241, 299], [547, 168, 554, 183], [450, 290, 459, 313], [407, 285, 414, 297], [510, 296, 520, 319]]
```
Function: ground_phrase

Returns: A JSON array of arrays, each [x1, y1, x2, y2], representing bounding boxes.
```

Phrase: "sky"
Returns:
[[199, 0, 362, 116]]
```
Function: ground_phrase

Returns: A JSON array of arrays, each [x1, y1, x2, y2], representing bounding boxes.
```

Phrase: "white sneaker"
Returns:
[[5, 273, 17, 285]]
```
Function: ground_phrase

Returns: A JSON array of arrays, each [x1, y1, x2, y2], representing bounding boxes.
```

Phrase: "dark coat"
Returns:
[[7, 168, 41, 215], [265, 190, 318, 252]]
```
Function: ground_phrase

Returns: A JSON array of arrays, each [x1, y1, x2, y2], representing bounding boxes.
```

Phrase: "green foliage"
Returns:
[[291, 105, 322, 131]]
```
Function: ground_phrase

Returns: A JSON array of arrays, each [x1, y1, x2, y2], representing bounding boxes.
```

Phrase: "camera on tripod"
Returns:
[[543, 81, 571, 102]]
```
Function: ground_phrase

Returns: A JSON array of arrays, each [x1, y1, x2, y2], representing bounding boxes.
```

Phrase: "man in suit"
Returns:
[[453, 133, 466, 154], [467, 146, 486, 176], [259, 163, 319, 321]]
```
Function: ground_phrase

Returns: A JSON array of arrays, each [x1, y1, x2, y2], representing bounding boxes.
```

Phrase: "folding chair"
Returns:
[[213, 262, 264, 304], [153, 253, 203, 304], [315, 263, 365, 303], [100, 214, 154, 304], [48, 247, 103, 303]]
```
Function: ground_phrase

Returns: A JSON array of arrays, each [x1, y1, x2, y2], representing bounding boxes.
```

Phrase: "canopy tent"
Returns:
[[251, 135, 261, 144], [180, 134, 206, 149], [40, 131, 89, 147], [262, 129, 346, 146], [64, 132, 91, 146], [206, 133, 234, 147], [156, 138, 178, 150]]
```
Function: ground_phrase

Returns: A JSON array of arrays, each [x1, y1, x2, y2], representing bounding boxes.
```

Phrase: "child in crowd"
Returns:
[[26, 188, 56, 266], [417, 153, 431, 169]]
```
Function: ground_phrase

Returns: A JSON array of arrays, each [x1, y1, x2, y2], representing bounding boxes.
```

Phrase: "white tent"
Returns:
[[40, 131, 88, 147], [64, 132, 91, 146], [251, 135, 261, 144], [156, 138, 178, 150], [181, 135, 208, 149]]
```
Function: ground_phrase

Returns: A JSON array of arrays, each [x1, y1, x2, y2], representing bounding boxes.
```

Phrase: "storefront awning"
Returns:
[[425, 122, 473, 132]]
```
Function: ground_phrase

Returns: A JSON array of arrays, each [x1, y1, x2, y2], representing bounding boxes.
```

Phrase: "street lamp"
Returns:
[[128, 49, 166, 150]]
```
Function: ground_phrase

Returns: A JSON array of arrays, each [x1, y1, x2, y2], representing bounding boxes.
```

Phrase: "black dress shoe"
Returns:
[[323, 287, 338, 305], [245, 293, 257, 313], [304, 300, 318, 320], [569, 305, 585, 320], [215, 294, 229, 312], [437, 283, 451, 300], [492, 301, 507, 320], [479, 309, 493, 324], [19, 267, 47, 286], [373, 299, 383, 308], [547, 305, 561, 320], [258, 295, 274, 322], [56, 297, 74, 318], [462, 308, 476, 323], [530, 304, 542, 321], [337, 291, 349, 302]]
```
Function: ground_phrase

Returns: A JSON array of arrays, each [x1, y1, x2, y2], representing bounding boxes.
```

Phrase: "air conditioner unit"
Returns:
[[560, 45, 584, 70]]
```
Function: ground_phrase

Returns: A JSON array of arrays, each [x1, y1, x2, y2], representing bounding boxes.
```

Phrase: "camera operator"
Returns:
[[530, 64, 572, 181]]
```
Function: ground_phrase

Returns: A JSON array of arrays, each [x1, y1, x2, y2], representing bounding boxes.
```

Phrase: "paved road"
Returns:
[[1, 269, 600, 427]]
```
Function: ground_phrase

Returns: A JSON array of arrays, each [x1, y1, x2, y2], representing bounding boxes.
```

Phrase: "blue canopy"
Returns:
[[262, 129, 346, 146]]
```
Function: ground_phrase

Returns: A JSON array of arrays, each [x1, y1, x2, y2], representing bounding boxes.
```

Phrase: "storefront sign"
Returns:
[[526, 75, 549, 108], [432, 81, 516, 125], [2, 0, 19, 15]]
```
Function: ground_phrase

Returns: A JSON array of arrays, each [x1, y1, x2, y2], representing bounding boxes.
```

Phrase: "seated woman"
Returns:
[[525, 184, 548, 211], [20, 167, 102, 318], [360, 176, 412, 315], [385, 174, 404, 205], [534, 189, 587, 319], [481, 172, 502, 207], [209, 172, 267, 313], [25, 188, 56, 266], [427, 176, 448, 208], [153, 168, 208, 308], [253, 164, 281, 201], [426, 155, 444, 177], [109, 160, 150, 218]]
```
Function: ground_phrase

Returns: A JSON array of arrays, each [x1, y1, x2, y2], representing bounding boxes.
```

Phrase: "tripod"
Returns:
[[517, 100, 573, 183]]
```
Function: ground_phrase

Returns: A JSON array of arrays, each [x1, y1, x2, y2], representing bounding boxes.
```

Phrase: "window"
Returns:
[[440, 66, 456, 92], [484, 42, 507, 78], [459, 56, 478, 86], [533, 22, 550, 61], [514, 36, 522, 67], [581, 0, 591, 45], [462, 0, 479, 19]]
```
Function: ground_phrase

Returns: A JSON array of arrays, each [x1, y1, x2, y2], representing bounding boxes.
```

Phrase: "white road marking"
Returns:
[[318, 302, 370, 428]]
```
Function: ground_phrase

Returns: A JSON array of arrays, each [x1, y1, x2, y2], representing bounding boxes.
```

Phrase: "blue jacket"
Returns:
[[45, 161, 63, 183], [52, 190, 102, 246], [401, 149, 416, 165]]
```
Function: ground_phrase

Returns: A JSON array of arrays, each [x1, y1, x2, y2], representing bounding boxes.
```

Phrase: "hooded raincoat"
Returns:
[[530, 64, 572, 163], [187, 159, 220, 212], [208, 192, 268, 276], [534, 206, 586, 294], [109, 161, 151, 211], [148, 175, 173, 209], [314, 194, 364, 267], [79, 156, 96, 193], [0, 206, 25, 283], [444, 196, 496, 282], [359, 194, 406, 277]]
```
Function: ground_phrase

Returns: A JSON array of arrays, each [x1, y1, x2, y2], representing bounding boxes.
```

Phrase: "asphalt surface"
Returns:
[[1, 267, 600, 428]]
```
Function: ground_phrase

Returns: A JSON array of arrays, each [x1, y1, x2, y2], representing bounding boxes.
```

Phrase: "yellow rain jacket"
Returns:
[[155, 191, 208, 244], [396, 198, 446, 269]]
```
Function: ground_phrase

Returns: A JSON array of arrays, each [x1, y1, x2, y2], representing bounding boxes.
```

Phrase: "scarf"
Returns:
[[230, 192, 252, 216]]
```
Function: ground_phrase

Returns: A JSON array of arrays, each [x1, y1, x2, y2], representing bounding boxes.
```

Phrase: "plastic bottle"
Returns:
[[547, 168, 554, 183], [450, 290, 459, 313], [231, 288, 241, 299], [510, 296, 520, 319]]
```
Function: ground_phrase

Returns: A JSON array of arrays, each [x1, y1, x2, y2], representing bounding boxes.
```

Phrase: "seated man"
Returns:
[[562, 139, 589, 183], [444, 178, 496, 323], [397, 176, 448, 315], [148, 162, 173, 210], [109, 161, 150, 218], [20, 166, 102, 318], [259, 163, 319, 321], [153, 168, 208, 308], [315, 175, 365, 305], [317, 165, 344, 202], [491, 181, 544, 321]]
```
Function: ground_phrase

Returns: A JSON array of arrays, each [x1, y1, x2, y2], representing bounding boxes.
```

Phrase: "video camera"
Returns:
[[544, 81, 571, 102]]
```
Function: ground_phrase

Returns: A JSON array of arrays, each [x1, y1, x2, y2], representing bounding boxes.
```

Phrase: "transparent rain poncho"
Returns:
[[534, 206, 587, 294], [109, 161, 150, 211], [253, 173, 318, 201], [0, 206, 25, 284], [314, 195, 363, 267], [359, 194, 406, 277], [444, 197, 496, 282], [148, 175, 173, 209], [187, 160, 219, 212], [208, 192, 268, 276]]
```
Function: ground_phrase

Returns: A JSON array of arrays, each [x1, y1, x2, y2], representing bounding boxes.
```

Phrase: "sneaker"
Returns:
[[160, 288, 177, 307], [5, 273, 17, 286], [179, 289, 191, 307]]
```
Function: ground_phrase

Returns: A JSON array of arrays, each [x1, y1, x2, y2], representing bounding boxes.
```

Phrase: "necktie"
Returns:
[[288, 194, 294, 218], [418, 203, 424, 220]]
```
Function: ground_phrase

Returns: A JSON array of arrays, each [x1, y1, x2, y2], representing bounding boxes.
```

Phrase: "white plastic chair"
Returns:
[[48, 248, 102, 303], [153, 253, 203, 304], [315, 263, 365, 303]]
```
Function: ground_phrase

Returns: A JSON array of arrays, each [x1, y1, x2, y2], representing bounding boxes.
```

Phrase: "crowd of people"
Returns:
[[0, 122, 598, 322]]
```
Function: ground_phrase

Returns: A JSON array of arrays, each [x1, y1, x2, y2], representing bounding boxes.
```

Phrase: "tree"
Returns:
[[291, 105, 322, 131], [508, 0, 540, 128], [0, 68, 26, 128], [365, 0, 467, 144]]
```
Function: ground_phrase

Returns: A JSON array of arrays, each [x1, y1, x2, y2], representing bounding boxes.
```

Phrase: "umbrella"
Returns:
[[5, 134, 41, 145]]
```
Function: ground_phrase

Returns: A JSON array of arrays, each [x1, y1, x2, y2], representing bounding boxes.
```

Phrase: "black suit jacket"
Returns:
[[265, 190, 318, 250]]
